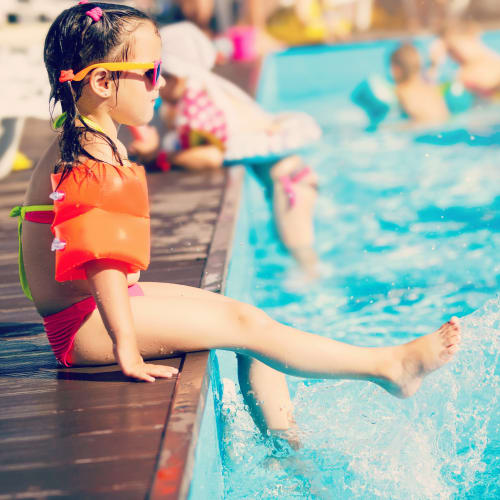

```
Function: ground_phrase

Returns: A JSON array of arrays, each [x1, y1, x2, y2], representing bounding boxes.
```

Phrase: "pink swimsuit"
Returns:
[[14, 210, 145, 367], [43, 283, 144, 367]]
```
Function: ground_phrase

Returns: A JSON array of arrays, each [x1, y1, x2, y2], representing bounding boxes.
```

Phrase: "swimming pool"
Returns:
[[190, 36, 499, 499]]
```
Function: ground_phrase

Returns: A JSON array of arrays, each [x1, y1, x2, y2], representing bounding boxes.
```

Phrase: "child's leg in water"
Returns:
[[270, 156, 319, 276], [71, 281, 461, 400], [237, 355, 299, 444], [72, 282, 297, 442]]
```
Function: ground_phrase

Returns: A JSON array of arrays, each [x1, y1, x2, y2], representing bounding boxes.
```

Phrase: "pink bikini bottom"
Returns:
[[43, 283, 144, 367]]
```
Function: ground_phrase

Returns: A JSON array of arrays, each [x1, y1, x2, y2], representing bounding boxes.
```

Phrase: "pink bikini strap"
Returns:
[[24, 210, 55, 224], [279, 166, 312, 208]]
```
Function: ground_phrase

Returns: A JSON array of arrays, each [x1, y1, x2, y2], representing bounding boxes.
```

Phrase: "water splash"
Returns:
[[219, 297, 499, 499]]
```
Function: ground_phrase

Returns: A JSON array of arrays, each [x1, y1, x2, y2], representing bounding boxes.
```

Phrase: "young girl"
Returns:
[[13, 2, 461, 445]]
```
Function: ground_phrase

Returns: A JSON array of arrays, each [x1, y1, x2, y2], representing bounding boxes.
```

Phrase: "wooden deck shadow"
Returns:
[[56, 358, 184, 383], [0, 322, 45, 337]]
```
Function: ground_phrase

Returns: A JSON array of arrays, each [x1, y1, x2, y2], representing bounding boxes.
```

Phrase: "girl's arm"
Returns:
[[84, 259, 176, 382]]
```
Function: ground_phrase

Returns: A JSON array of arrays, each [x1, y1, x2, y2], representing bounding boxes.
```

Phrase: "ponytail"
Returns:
[[44, 2, 153, 177], [53, 78, 122, 181]]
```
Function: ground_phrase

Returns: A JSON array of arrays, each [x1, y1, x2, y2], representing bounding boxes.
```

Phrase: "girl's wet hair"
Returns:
[[44, 2, 155, 176]]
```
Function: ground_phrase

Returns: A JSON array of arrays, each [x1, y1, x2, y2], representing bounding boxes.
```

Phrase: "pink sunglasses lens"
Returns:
[[154, 62, 161, 84], [145, 62, 161, 85]]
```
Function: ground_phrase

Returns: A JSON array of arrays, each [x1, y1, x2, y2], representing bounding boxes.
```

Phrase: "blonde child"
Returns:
[[12, 2, 461, 448]]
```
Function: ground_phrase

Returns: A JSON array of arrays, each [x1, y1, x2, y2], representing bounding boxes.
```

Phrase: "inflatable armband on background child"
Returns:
[[351, 75, 398, 128], [440, 81, 475, 114], [352, 75, 475, 127], [50, 160, 150, 282]]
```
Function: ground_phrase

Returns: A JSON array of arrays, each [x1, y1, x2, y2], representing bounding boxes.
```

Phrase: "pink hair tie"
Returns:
[[59, 69, 75, 83], [78, 1, 89, 4], [86, 6, 103, 22]]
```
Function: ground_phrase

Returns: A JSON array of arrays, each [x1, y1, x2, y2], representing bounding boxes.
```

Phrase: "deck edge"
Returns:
[[149, 166, 245, 500]]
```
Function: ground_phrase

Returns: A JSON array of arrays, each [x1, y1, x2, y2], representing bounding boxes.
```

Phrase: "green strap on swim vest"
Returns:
[[11, 115, 113, 301], [53, 112, 106, 134], [9, 205, 53, 301]]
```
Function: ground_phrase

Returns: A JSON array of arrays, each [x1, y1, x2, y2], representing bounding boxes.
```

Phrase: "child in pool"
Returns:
[[130, 22, 320, 277], [390, 43, 450, 125], [17, 2, 461, 448], [432, 20, 500, 98]]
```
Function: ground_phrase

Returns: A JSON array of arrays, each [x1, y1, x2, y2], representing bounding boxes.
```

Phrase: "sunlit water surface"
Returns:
[[220, 88, 499, 499]]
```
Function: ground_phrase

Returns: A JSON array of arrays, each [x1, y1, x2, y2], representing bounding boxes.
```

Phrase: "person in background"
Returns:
[[131, 22, 320, 276], [432, 20, 500, 98], [391, 43, 450, 124], [158, 0, 217, 33]]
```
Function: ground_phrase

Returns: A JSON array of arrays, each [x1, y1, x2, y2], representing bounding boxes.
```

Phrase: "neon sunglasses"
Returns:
[[60, 60, 162, 85]]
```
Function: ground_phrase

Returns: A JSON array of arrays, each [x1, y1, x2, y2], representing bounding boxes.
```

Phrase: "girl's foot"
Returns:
[[381, 317, 461, 398]]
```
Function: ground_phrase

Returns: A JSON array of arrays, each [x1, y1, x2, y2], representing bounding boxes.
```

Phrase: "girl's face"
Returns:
[[110, 22, 165, 126]]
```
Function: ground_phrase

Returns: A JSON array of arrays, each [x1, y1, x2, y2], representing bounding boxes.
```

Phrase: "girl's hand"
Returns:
[[113, 344, 178, 383]]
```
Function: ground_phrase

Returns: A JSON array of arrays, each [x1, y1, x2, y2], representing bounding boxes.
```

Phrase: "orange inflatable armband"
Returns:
[[50, 160, 150, 282]]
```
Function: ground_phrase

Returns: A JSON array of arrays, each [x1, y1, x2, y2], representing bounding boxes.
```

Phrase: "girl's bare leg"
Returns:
[[237, 355, 301, 449], [71, 282, 461, 400], [72, 282, 296, 435], [237, 355, 294, 431]]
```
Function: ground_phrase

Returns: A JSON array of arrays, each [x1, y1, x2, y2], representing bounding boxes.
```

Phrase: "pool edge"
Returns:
[[148, 166, 245, 500]]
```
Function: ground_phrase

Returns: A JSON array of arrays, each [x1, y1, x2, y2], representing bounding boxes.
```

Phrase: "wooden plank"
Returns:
[[202, 167, 244, 293], [0, 323, 43, 337], [1, 429, 162, 468], [0, 380, 178, 420], [149, 352, 210, 500], [0, 405, 170, 444], [0, 458, 157, 498]]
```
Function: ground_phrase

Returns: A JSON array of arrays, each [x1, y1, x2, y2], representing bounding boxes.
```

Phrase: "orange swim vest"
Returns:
[[50, 160, 150, 282]]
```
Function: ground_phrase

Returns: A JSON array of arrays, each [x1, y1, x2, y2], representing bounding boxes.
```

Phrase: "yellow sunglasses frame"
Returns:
[[71, 61, 161, 82]]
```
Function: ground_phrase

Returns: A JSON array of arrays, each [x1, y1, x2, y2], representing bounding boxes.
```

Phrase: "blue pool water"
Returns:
[[190, 37, 499, 499]]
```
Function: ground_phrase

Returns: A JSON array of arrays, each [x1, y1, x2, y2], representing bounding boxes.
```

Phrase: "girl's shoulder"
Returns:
[[56, 157, 143, 182], [51, 158, 148, 215], [80, 132, 129, 166]]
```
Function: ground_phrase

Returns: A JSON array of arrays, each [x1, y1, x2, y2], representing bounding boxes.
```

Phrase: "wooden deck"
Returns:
[[0, 117, 243, 498]]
